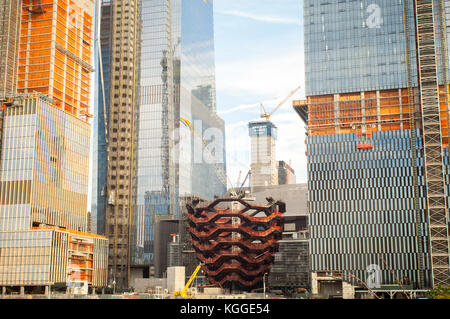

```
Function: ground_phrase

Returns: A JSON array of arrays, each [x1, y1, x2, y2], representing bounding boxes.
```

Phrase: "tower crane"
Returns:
[[259, 85, 302, 121], [179, 117, 235, 191]]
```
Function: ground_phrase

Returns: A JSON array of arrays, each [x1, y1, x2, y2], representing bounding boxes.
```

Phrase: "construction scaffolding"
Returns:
[[17, 0, 94, 122], [402, 0, 425, 290], [415, 0, 450, 288]]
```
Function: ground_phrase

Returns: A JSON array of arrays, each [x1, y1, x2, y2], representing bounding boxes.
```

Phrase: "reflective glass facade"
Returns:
[[304, 0, 450, 288], [131, 0, 226, 266], [307, 130, 449, 286], [0, 228, 108, 287], [0, 96, 90, 232], [305, 0, 436, 96], [0, 230, 53, 286], [92, 0, 112, 236]]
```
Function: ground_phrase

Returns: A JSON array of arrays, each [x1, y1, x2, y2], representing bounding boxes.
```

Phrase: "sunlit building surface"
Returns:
[[248, 121, 278, 187], [94, 0, 226, 287], [0, 96, 90, 232], [0, 227, 107, 293], [17, 0, 94, 122], [131, 0, 226, 279], [0, 95, 108, 293], [0, 0, 108, 294], [302, 0, 450, 290]]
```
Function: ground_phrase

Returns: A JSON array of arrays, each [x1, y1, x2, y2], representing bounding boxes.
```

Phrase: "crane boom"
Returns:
[[174, 263, 203, 298], [180, 117, 233, 189], [261, 85, 302, 121]]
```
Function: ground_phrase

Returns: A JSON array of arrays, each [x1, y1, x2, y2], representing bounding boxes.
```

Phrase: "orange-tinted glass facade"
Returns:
[[17, 0, 93, 122], [306, 86, 450, 148]]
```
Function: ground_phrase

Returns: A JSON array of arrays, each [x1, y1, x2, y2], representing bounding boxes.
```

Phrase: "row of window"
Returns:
[[309, 197, 429, 213], [309, 209, 426, 227], [308, 151, 425, 164], [308, 175, 429, 190], [310, 234, 419, 254]]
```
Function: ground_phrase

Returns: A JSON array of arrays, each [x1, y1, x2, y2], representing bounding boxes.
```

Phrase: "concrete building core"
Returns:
[[248, 121, 278, 187]]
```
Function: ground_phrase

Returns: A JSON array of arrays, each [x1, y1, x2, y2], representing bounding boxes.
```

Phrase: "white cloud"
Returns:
[[217, 97, 280, 116], [216, 51, 305, 100], [216, 9, 301, 26], [216, 50, 307, 187], [214, 1, 306, 188]]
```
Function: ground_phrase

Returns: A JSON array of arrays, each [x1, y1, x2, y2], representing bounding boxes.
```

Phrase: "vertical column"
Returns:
[[399, 89, 404, 130], [361, 92, 367, 134], [334, 94, 340, 134], [48, 0, 57, 99], [415, 0, 450, 288], [376, 91, 381, 131]]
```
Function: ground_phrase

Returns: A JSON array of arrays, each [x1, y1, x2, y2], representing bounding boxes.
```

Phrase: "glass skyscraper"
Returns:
[[303, 0, 450, 290], [132, 0, 226, 268], [93, 0, 226, 285]]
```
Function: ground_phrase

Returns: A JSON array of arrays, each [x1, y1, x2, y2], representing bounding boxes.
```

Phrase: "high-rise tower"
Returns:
[[248, 121, 278, 187], [301, 0, 450, 290], [0, 0, 21, 99], [17, 0, 94, 122], [94, 0, 226, 288], [0, 0, 108, 294]]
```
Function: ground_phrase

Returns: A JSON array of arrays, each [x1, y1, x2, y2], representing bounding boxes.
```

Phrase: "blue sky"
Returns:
[[213, 0, 307, 187]]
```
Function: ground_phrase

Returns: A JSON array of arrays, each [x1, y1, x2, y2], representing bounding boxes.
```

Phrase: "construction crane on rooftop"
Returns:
[[259, 85, 302, 121]]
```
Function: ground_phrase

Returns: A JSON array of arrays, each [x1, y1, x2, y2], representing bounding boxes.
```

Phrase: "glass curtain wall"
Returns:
[[131, 0, 226, 267]]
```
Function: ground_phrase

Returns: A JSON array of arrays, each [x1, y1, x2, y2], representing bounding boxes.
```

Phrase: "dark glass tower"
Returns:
[[93, 0, 226, 286], [303, 0, 450, 289]]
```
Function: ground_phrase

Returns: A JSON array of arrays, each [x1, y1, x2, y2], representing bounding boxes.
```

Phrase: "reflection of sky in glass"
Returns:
[[304, 0, 450, 96], [304, 0, 416, 96], [132, 0, 226, 266], [136, 0, 223, 205]]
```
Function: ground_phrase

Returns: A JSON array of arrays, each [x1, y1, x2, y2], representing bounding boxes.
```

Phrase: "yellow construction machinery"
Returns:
[[173, 264, 203, 298]]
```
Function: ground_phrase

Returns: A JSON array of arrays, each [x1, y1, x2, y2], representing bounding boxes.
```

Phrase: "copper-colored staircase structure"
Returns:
[[187, 198, 285, 291]]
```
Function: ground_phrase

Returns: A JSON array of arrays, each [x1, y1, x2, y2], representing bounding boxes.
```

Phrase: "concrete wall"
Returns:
[[167, 266, 185, 293], [242, 183, 308, 217], [132, 278, 167, 293]]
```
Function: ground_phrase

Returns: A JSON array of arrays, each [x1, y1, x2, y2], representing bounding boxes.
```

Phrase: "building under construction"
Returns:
[[248, 121, 279, 187], [299, 0, 450, 291], [0, 0, 21, 99], [0, 0, 108, 295], [93, 0, 226, 289]]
